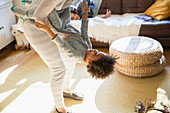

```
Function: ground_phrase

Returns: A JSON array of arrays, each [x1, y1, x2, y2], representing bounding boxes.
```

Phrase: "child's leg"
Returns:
[[48, 9, 63, 31], [11, 5, 35, 20], [48, 7, 71, 31], [23, 20, 66, 108], [21, 0, 32, 6], [11, 5, 64, 31], [32, 0, 67, 24], [59, 7, 71, 24]]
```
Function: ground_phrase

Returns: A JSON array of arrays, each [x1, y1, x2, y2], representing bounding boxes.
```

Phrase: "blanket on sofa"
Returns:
[[71, 13, 143, 44]]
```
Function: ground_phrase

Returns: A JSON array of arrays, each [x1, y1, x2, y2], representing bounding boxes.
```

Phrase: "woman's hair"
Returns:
[[86, 54, 117, 79]]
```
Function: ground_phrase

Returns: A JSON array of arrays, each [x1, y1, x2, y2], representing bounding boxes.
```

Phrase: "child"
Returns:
[[70, 0, 111, 20], [35, 0, 117, 79]]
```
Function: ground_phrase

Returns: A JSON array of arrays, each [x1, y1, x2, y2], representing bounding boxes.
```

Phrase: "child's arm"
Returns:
[[81, 0, 92, 48], [76, 0, 95, 18], [81, 0, 89, 20], [11, 5, 36, 20]]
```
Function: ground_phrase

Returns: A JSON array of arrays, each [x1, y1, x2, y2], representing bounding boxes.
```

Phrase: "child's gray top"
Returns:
[[53, 18, 92, 62]]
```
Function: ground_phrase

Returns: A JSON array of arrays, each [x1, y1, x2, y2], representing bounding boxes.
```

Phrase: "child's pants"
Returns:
[[23, 19, 76, 108]]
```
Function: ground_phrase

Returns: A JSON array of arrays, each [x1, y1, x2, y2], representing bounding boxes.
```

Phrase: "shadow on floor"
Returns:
[[95, 70, 169, 113]]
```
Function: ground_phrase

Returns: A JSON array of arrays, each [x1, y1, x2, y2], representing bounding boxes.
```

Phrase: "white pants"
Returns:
[[23, 20, 76, 108]]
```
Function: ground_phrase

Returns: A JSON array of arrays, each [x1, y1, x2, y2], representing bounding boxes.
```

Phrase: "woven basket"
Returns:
[[115, 55, 166, 77], [109, 36, 163, 66]]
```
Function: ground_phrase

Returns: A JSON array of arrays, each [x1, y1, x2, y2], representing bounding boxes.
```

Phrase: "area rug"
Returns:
[[0, 56, 169, 113]]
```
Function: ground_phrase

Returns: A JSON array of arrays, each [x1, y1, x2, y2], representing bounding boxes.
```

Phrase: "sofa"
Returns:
[[12, 0, 170, 48], [91, 0, 170, 47]]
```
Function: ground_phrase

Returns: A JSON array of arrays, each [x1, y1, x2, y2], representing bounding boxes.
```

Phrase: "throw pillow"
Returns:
[[143, 0, 170, 20]]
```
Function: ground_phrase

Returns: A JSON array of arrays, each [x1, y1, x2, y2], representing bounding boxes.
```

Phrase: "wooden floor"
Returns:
[[0, 43, 170, 73], [0, 43, 38, 73]]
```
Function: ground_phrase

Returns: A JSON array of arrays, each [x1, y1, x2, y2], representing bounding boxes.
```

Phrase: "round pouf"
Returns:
[[115, 55, 166, 77], [109, 36, 163, 67]]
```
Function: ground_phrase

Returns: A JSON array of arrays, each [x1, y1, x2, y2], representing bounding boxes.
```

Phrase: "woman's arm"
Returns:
[[35, 20, 83, 60], [35, 19, 71, 40], [35, 20, 57, 40]]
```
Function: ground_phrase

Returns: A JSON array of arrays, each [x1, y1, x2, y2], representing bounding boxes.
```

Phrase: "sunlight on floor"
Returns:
[[0, 89, 16, 103], [0, 57, 169, 113], [66, 65, 105, 113], [16, 78, 28, 85], [0, 64, 18, 85]]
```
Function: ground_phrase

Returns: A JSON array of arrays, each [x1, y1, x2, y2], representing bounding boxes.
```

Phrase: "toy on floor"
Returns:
[[134, 99, 170, 113], [10, 24, 31, 50], [150, 102, 170, 113], [134, 99, 157, 113]]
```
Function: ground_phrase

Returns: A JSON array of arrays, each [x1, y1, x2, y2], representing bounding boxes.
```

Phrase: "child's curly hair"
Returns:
[[86, 54, 117, 79]]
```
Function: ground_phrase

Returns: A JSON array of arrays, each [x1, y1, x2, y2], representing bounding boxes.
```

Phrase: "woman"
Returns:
[[21, 0, 80, 113]]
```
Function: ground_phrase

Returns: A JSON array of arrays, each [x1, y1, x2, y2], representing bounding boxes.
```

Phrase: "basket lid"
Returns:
[[110, 36, 163, 54]]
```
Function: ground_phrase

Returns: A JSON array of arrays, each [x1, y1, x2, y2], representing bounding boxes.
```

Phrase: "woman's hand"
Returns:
[[35, 19, 56, 40], [35, 19, 50, 32], [81, 0, 90, 14], [62, 34, 72, 40]]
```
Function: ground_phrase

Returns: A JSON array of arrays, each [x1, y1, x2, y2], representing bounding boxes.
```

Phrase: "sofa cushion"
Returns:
[[140, 19, 170, 38], [143, 0, 170, 20], [98, 0, 122, 14], [122, 0, 155, 14]]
